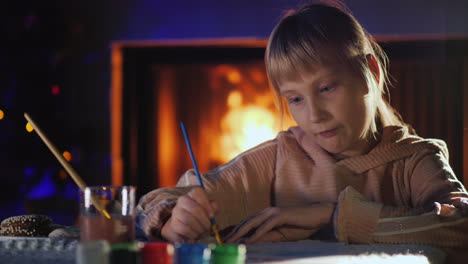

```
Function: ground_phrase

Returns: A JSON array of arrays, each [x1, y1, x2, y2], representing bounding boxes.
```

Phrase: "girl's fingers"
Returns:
[[164, 187, 221, 243], [224, 214, 256, 242], [250, 230, 286, 243], [224, 221, 253, 243], [171, 212, 200, 239], [245, 216, 282, 243], [162, 217, 196, 242], [188, 187, 216, 218], [225, 220, 255, 242], [210, 200, 219, 214], [177, 204, 210, 233], [225, 210, 273, 243], [177, 195, 211, 232]]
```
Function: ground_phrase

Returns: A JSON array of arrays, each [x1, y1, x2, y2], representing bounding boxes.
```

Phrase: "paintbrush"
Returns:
[[24, 113, 111, 219], [180, 122, 223, 245]]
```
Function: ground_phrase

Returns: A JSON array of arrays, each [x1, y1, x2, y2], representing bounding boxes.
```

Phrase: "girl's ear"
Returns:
[[366, 54, 380, 84]]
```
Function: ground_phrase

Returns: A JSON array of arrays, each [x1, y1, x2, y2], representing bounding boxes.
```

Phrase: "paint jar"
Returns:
[[110, 242, 141, 264], [175, 243, 211, 264], [209, 244, 246, 264], [141, 242, 174, 264]]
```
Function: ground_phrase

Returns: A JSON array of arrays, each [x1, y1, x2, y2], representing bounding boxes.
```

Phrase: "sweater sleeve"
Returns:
[[136, 140, 277, 240], [334, 150, 468, 249]]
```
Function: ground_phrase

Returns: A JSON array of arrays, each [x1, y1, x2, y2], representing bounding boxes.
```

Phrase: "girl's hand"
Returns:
[[225, 203, 335, 243], [161, 187, 218, 242]]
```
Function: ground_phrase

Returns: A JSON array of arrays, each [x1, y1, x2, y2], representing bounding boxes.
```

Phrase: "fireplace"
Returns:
[[110, 39, 296, 198], [111, 38, 467, 199]]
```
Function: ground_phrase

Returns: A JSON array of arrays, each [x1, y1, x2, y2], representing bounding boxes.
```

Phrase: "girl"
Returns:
[[137, 1, 468, 262]]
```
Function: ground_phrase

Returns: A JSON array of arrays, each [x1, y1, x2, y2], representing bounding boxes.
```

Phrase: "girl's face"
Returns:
[[279, 64, 375, 158]]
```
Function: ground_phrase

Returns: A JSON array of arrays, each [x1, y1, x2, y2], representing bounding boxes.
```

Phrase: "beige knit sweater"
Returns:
[[137, 126, 468, 259]]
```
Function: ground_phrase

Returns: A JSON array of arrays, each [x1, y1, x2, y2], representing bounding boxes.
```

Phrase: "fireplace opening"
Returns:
[[153, 60, 295, 188], [111, 39, 296, 198]]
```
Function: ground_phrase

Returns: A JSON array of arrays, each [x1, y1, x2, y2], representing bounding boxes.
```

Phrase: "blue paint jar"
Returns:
[[175, 243, 210, 264]]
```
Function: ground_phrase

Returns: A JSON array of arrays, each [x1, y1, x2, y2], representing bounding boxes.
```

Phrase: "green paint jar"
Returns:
[[209, 244, 246, 264]]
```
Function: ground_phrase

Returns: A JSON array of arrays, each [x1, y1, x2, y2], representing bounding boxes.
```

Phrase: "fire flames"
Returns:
[[213, 66, 295, 163], [156, 63, 295, 187], [219, 91, 278, 161]]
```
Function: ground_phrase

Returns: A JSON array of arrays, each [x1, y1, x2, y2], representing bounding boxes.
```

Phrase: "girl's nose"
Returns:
[[307, 101, 327, 123]]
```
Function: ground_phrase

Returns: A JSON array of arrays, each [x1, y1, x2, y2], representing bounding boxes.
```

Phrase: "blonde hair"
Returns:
[[266, 2, 414, 136]]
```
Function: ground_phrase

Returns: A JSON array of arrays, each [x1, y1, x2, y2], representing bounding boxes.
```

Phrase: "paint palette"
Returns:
[[0, 237, 77, 264]]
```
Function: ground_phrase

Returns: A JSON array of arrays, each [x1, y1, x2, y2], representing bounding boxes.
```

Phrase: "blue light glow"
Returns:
[[27, 171, 57, 199], [24, 166, 36, 179]]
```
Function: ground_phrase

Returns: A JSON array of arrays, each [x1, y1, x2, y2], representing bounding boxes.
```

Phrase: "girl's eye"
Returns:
[[319, 86, 334, 93], [288, 97, 303, 104]]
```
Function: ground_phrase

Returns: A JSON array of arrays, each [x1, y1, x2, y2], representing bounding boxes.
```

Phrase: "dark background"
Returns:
[[0, 0, 467, 225]]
